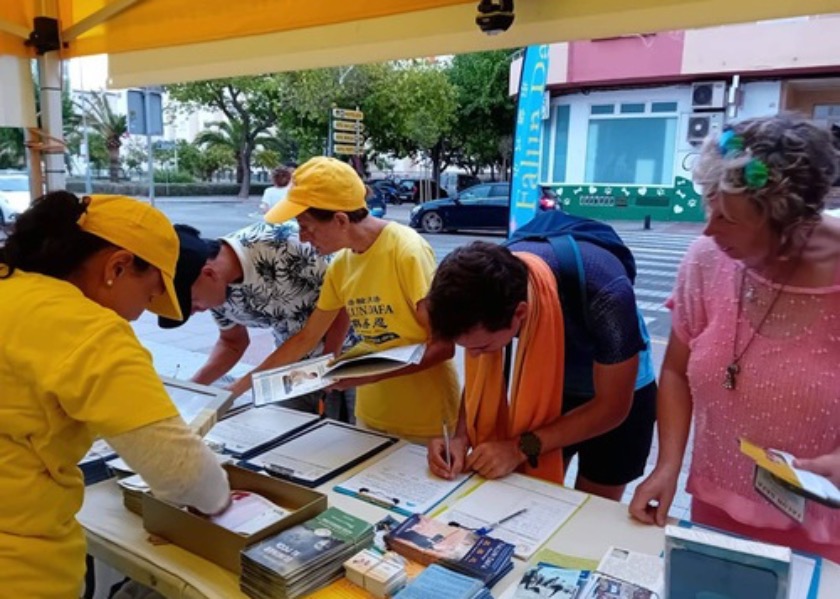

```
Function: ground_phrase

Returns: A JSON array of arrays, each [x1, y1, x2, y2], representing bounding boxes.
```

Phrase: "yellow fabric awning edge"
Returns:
[[108, 0, 840, 88]]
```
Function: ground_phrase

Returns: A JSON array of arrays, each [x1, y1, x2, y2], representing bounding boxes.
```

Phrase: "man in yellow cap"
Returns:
[[0, 192, 230, 596], [229, 157, 460, 441]]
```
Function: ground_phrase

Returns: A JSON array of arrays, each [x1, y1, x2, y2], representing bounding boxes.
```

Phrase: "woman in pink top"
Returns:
[[629, 115, 840, 562]]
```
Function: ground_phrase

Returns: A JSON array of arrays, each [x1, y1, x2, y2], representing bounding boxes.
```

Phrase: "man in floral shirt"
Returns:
[[159, 221, 352, 419]]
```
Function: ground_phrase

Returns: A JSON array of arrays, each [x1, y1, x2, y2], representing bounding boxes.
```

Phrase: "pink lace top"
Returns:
[[671, 236, 840, 546]]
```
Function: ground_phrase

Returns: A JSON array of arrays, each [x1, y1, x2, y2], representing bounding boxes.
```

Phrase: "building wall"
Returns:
[[537, 81, 785, 221]]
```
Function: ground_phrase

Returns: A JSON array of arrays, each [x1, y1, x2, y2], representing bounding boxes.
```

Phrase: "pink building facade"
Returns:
[[511, 16, 840, 221]]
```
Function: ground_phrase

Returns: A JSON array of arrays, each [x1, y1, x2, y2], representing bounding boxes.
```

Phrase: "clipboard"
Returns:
[[333, 443, 474, 516], [203, 405, 322, 459], [240, 421, 397, 487]]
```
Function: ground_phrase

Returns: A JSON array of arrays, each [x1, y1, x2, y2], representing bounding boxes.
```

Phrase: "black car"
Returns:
[[408, 182, 558, 234], [395, 178, 448, 204]]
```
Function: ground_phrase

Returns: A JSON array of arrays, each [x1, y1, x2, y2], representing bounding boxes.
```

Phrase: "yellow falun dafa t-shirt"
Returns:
[[0, 270, 179, 598], [317, 223, 460, 438]]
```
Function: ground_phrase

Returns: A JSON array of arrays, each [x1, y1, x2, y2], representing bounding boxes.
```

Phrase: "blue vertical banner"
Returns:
[[509, 44, 550, 234]]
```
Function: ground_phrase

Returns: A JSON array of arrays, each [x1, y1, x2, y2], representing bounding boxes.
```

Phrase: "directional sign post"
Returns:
[[329, 106, 364, 156]]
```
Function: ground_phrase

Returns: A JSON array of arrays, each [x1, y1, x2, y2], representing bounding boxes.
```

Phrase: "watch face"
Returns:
[[520, 432, 541, 456]]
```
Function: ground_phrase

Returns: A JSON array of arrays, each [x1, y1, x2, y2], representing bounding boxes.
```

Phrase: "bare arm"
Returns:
[[465, 355, 639, 479], [191, 325, 250, 385], [328, 298, 454, 390], [323, 308, 351, 356], [629, 331, 693, 525], [228, 307, 341, 398]]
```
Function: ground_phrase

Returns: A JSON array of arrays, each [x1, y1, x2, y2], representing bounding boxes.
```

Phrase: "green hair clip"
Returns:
[[717, 128, 769, 189]]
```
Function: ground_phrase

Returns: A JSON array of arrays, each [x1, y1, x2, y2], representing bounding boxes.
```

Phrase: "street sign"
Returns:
[[333, 144, 364, 156], [127, 88, 163, 136], [333, 119, 364, 132], [333, 132, 363, 144], [332, 107, 364, 121]]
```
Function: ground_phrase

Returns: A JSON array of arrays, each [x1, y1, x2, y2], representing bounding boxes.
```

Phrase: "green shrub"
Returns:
[[65, 179, 273, 197], [153, 170, 195, 183]]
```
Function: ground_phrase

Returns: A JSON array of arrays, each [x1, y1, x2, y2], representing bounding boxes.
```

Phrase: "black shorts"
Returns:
[[561, 381, 657, 486]]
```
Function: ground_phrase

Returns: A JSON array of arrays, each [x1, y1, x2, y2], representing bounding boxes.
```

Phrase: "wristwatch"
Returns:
[[518, 432, 542, 468]]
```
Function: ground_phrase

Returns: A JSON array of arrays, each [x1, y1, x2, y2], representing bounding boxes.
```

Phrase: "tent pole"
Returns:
[[36, 0, 66, 192]]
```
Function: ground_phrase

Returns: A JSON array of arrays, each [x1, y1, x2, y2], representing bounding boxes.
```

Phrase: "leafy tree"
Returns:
[[167, 77, 287, 197], [447, 50, 517, 179], [78, 91, 128, 182], [0, 128, 25, 169], [363, 61, 457, 187]]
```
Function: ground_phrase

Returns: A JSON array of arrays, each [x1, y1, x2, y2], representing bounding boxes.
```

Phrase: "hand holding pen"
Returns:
[[427, 430, 468, 480]]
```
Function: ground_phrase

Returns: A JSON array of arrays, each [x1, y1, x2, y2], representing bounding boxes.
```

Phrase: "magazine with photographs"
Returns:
[[252, 344, 426, 406], [514, 562, 590, 599]]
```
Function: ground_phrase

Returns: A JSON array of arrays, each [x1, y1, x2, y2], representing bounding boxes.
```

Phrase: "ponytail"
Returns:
[[0, 191, 112, 280]]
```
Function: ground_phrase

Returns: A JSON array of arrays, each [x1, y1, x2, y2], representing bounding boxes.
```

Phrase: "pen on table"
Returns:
[[442, 421, 452, 470], [475, 508, 528, 535]]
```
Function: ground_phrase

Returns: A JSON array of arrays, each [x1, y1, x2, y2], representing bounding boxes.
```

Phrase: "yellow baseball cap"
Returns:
[[265, 156, 366, 224], [80, 195, 183, 321]]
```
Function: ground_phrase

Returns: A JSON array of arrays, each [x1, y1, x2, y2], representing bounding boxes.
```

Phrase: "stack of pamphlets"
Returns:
[[394, 564, 491, 599], [385, 513, 514, 588], [240, 507, 374, 599], [344, 548, 408, 598]]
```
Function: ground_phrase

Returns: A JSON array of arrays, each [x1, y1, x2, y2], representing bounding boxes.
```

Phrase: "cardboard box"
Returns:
[[142, 464, 327, 573]]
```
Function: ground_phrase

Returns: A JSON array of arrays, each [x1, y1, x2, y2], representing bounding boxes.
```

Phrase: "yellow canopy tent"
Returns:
[[3, 0, 840, 191]]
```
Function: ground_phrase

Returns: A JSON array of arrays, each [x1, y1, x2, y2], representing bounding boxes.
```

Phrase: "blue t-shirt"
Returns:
[[508, 239, 655, 397]]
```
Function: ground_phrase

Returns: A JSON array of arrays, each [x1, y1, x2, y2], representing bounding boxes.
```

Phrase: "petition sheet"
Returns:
[[248, 423, 393, 483], [334, 444, 474, 514], [436, 473, 588, 559], [204, 405, 319, 455]]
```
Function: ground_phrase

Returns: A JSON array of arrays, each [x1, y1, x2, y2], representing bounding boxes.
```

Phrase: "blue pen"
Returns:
[[474, 508, 528, 535]]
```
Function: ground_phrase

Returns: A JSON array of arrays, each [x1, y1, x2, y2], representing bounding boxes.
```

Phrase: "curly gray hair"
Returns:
[[693, 114, 839, 256]]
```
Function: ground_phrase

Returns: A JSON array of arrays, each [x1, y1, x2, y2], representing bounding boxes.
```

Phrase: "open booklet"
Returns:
[[252, 343, 425, 406], [739, 438, 840, 508]]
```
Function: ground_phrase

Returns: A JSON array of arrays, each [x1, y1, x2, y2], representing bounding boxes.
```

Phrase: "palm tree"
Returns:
[[79, 91, 127, 182], [195, 120, 275, 197]]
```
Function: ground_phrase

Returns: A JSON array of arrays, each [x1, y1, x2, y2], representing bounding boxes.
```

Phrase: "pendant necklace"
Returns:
[[724, 237, 810, 390], [723, 268, 787, 390]]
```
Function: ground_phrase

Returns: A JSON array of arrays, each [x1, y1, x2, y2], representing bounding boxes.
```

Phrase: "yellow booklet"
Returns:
[[739, 438, 840, 508]]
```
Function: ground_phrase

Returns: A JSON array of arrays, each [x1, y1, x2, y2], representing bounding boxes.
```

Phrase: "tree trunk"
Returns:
[[430, 141, 442, 199], [238, 148, 251, 199], [108, 145, 121, 182]]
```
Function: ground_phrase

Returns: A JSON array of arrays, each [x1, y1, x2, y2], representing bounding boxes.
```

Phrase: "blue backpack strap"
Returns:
[[547, 234, 592, 331]]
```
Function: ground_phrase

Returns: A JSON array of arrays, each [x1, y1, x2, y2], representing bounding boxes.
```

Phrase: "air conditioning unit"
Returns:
[[687, 112, 725, 144], [691, 81, 727, 110]]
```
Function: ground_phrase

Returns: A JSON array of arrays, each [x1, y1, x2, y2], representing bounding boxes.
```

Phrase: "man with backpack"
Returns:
[[424, 212, 656, 501]]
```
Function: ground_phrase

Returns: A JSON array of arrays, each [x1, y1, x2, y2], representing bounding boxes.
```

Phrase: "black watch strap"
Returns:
[[518, 432, 541, 468]]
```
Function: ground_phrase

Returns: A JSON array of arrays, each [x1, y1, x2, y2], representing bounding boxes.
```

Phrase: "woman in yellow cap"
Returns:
[[0, 191, 230, 597]]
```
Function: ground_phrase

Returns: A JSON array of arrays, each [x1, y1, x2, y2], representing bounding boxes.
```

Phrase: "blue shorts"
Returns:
[[562, 381, 657, 486]]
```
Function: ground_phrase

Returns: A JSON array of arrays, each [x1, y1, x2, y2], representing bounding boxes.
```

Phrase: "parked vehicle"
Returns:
[[0, 173, 31, 228], [395, 178, 448, 205], [409, 182, 558, 234], [439, 172, 481, 197]]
